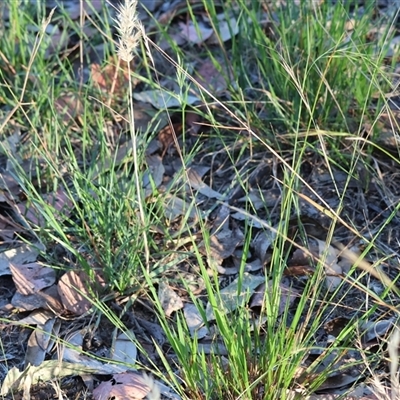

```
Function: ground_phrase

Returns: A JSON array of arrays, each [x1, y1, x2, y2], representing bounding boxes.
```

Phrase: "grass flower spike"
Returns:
[[115, 0, 143, 62]]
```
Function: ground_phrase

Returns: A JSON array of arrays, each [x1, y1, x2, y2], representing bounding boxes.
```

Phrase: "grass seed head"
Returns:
[[115, 0, 143, 62]]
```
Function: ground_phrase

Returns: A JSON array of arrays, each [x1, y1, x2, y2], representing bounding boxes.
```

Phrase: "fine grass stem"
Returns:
[[115, 0, 150, 271]]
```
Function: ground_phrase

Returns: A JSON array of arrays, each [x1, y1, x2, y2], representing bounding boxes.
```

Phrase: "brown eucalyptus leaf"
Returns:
[[10, 262, 56, 295], [57, 270, 105, 316]]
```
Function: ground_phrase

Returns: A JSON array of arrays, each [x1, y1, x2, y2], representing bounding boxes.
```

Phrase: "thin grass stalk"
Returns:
[[115, 0, 149, 271], [127, 60, 150, 271]]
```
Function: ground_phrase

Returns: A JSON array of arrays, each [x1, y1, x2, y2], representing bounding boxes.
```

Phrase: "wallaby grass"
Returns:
[[1, 0, 400, 399]]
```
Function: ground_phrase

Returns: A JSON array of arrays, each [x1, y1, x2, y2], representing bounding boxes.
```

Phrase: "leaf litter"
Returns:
[[2, 1, 400, 399]]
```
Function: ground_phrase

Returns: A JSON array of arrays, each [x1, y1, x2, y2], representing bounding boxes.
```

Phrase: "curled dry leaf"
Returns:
[[24, 314, 56, 368], [187, 167, 224, 200], [57, 270, 105, 316]]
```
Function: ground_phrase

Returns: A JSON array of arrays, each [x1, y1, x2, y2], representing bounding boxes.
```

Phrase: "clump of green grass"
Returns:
[[206, 1, 395, 140], [1, 0, 400, 399]]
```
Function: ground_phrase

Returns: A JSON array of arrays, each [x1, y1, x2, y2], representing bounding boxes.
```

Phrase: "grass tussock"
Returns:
[[1, 0, 400, 399]]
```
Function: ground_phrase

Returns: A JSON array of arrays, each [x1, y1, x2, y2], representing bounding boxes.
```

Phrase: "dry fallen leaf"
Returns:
[[250, 280, 299, 315], [0, 243, 44, 277], [207, 16, 240, 44], [163, 194, 196, 221], [183, 303, 208, 339], [91, 59, 137, 100], [199, 232, 242, 272], [157, 122, 182, 155], [194, 59, 227, 93], [361, 319, 394, 344], [178, 20, 214, 44], [230, 211, 264, 228], [0, 361, 106, 397], [187, 167, 224, 200], [252, 228, 277, 264], [158, 280, 184, 317], [57, 270, 105, 315], [205, 273, 265, 321], [54, 92, 83, 124], [54, 0, 104, 20], [0, 170, 21, 198], [61, 331, 126, 375], [323, 317, 352, 337], [11, 284, 63, 312], [93, 372, 154, 400], [112, 330, 137, 367], [24, 313, 56, 367], [43, 24, 69, 58], [133, 89, 198, 109], [10, 262, 56, 295], [143, 154, 165, 196], [316, 239, 342, 292]]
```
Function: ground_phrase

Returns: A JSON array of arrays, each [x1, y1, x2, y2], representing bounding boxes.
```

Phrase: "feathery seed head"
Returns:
[[115, 0, 143, 62]]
